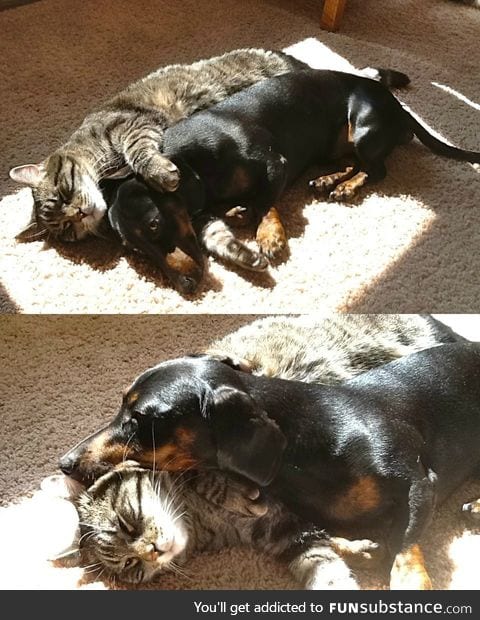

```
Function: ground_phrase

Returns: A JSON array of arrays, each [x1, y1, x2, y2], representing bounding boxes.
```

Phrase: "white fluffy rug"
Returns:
[[1, 0, 479, 313]]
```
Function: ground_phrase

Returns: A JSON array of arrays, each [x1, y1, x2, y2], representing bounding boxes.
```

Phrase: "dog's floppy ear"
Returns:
[[189, 353, 253, 374], [210, 385, 286, 487]]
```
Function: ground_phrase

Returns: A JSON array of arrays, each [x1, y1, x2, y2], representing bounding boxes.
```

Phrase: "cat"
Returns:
[[76, 463, 378, 587], [9, 49, 304, 243], [205, 314, 466, 384]]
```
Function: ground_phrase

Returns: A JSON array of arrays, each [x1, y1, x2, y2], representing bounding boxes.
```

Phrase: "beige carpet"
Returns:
[[1, 314, 480, 590], [0, 0, 479, 313]]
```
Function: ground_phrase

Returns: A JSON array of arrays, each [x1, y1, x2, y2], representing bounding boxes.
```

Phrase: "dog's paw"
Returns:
[[257, 230, 288, 261], [390, 546, 432, 590], [462, 499, 480, 520], [329, 183, 357, 202], [256, 208, 288, 262], [309, 175, 338, 194]]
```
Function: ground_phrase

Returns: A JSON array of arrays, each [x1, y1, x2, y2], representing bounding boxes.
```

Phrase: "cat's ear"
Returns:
[[9, 163, 45, 187], [209, 386, 286, 487], [15, 217, 49, 242]]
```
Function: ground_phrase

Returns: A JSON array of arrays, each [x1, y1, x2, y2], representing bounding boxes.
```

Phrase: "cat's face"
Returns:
[[77, 466, 189, 584], [9, 153, 107, 242]]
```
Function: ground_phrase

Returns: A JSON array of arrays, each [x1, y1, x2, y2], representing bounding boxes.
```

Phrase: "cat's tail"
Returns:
[[361, 66, 411, 89]]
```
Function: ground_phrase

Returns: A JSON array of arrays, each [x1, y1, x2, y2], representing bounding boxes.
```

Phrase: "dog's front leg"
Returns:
[[389, 468, 437, 590]]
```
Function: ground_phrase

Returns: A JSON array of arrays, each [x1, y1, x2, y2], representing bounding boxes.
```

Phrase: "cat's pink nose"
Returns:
[[155, 539, 173, 554]]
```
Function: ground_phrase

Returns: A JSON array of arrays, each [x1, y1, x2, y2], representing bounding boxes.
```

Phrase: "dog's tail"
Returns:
[[361, 67, 411, 89], [406, 109, 480, 164]]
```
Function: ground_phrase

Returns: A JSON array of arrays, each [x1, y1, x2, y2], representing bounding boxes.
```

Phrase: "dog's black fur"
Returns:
[[107, 67, 480, 291], [60, 337, 480, 587]]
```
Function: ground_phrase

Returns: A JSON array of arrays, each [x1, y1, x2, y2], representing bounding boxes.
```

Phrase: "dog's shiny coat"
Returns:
[[61, 339, 480, 588]]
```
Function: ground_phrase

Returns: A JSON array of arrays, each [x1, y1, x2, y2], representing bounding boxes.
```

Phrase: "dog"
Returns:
[[105, 66, 479, 291], [59, 340, 480, 589]]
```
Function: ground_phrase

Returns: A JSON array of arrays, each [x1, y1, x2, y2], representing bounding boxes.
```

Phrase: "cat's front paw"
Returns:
[[145, 157, 180, 192], [223, 480, 268, 517]]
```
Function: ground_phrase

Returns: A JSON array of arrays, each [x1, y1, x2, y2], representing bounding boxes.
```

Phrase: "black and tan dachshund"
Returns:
[[60, 342, 480, 589], [107, 67, 479, 292]]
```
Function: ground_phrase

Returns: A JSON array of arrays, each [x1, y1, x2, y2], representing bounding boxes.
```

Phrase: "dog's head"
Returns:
[[107, 170, 205, 294], [59, 356, 286, 488]]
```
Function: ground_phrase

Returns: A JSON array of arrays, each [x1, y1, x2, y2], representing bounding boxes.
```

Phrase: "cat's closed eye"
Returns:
[[124, 558, 137, 569], [118, 514, 136, 536]]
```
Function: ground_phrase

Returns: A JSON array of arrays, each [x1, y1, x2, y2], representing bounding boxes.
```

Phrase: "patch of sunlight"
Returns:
[[447, 532, 480, 590], [284, 37, 356, 72], [432, 82, 480, 112], [0, 490, 105, 589]]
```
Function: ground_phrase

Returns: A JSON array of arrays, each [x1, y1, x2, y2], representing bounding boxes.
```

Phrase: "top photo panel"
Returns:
[[1, 0, 479, 313]]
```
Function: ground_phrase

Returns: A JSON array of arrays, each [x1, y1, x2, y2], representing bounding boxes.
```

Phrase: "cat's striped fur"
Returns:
[[206, 314, 465, 384], [10, 49, 304, 242], [77, 465, 375, 588]]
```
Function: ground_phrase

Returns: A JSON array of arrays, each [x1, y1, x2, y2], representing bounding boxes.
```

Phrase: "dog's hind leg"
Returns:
[[309, 165, 357, 195], [327, 91, 407, 202], [462, 498, 480, 520]]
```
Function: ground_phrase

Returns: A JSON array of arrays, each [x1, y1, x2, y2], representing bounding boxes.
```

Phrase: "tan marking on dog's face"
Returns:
[[331, 476, 382, 521], [137, 442, 199, 471], [390, 544, 432, 590], [83, 431, 135, 468]]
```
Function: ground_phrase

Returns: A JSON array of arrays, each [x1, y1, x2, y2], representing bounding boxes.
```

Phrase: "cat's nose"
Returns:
[[152, 539, 173, 557], [143, 541, 170, 562]]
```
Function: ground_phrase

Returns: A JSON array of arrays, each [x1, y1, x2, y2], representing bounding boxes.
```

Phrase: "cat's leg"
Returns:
[[284, 532, 361, 590], [190, 470, 268, 517], [115, 119, 180, 192], [200, 217, 269, 272]]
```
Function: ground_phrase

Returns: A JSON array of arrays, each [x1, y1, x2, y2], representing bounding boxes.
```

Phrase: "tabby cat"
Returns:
[[206, 314, 465, 384], [9, 49, 304, 242], [77, 464, 377, 587]]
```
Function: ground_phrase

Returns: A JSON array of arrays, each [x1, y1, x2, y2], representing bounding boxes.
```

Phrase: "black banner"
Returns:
[[4, 590, 480, 620]]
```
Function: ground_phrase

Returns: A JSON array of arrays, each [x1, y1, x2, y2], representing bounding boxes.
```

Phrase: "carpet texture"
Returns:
[[1, 0, 479, 313], [1, 314, 480, 590]]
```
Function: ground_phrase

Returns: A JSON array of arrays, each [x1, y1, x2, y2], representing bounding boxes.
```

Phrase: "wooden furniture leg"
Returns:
[[321, 0, 347, 31]]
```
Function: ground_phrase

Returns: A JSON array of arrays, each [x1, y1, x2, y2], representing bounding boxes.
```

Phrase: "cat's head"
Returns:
[[9, 153, 107, 242], [77, 464, 189, 584]]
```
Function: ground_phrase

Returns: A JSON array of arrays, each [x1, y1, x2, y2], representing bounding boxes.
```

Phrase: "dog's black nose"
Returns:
[[58, 454, 77, 476]]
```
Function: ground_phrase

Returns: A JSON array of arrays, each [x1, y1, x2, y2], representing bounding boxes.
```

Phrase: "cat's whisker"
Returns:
[[169, 561, 192, 581], [172, 510, 187, 523], [78, 530, 97, 545]]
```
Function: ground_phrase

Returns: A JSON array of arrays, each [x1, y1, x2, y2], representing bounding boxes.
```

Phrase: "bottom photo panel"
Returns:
[[1, 313, 480, 591]]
